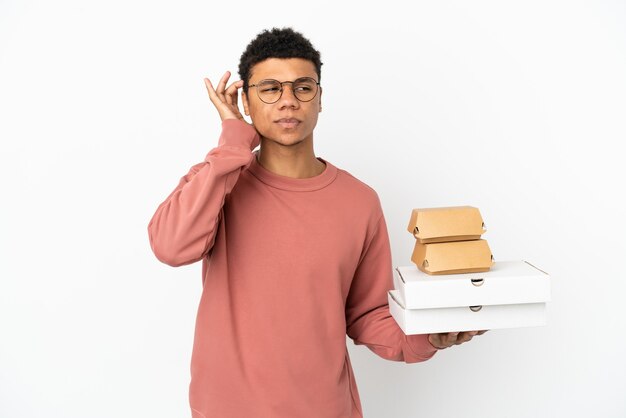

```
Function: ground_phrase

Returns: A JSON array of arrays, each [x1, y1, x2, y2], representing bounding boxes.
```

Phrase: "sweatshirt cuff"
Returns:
[[218, 119, 260, 151], [405, 334, 439, 362]]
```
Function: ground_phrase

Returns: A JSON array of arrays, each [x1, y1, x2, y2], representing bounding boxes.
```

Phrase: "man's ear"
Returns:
[[242, 90, 250, 116]]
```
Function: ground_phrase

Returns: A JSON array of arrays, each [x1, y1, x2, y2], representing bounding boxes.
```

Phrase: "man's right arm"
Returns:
[[148, 119, 259, 267]]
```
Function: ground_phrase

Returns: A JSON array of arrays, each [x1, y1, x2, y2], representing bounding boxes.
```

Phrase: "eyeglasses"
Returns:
[[248, 77, 320, 104]]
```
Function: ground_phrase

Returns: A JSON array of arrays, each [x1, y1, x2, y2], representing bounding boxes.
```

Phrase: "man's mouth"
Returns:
[[275, 118, 301, 129]]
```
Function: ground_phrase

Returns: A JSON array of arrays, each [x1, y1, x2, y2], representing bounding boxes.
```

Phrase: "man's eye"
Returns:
[[261, 87, 280, 93], [296, 86, 312, 92]]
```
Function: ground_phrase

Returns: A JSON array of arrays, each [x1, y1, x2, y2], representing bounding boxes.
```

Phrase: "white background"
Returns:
[[1, 1, 625, 417]]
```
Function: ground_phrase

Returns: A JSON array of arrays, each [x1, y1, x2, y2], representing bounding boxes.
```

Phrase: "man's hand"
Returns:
[[204, 71, 251, 125], [428, 330, 488, 350]]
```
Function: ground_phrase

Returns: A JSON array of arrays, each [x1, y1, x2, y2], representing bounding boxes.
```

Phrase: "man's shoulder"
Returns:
[[331, 163, 381, 205], [336, 167, 376, 191]]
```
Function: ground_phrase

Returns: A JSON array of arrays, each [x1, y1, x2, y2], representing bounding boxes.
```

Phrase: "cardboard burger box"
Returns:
[[389, 260, 550, 335], [411, 239, 494, 275], [407, 206, 486, 243]]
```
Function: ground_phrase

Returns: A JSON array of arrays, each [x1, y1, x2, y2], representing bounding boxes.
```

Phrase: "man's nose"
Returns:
[[278, 83, 299, 108]]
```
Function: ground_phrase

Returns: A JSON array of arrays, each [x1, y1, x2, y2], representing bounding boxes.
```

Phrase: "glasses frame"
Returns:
[[248, 77, 321, 104]]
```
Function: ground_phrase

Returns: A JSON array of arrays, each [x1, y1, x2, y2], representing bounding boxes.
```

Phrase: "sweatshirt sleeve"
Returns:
[[148, 119, 260, 267], [345, 211, 439, 363]]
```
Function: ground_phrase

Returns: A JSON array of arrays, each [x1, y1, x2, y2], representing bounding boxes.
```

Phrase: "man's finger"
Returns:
[[224, 79, 242, 94], [204, 77, 240, 121], [204, 78, 220, 105], [216, 71, 231, 102], [456, 332, 473, 344], [445, 332, 459, 346], [224, 80, 242, 106], [429, 333, 447, 350]]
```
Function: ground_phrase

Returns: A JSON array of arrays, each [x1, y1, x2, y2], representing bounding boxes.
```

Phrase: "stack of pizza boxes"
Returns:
[[388, 206, 551, 335]]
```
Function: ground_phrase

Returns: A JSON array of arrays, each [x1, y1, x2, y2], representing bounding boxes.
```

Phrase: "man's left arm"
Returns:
[[345, 211, 440, 363]]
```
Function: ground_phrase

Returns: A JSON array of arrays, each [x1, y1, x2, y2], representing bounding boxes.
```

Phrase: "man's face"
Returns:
[[242, 57, 322, 147]]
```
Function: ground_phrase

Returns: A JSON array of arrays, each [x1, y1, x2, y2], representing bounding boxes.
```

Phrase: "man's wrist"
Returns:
[[218, 119, 260, 150]]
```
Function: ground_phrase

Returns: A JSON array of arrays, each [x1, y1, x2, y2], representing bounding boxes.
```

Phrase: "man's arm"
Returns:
[[148, 71, 258, 267], [345, 204, 487, 358], [345, 210, 439, 363], [147, 120, 259, 266]]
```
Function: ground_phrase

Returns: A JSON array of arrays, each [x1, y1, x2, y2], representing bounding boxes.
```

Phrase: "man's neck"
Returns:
[[256, 139, 326, 179]]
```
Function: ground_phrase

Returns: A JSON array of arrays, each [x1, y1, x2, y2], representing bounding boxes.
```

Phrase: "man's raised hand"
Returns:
[[204, 71, 251, 125]]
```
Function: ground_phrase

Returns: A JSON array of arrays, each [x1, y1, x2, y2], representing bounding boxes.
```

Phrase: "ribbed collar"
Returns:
[[247, 150, 338, 191]]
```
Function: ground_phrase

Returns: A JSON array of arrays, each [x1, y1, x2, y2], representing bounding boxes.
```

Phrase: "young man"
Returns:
[[148, 27, 483, 418]]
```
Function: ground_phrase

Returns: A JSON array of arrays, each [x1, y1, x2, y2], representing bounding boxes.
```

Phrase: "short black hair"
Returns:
[[238, 27, 323, 94]]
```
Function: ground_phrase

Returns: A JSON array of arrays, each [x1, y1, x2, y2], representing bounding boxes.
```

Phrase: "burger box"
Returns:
[[407, 206, 486, 243], [411, 239, 494, 275], [388, 261, 550, 334]]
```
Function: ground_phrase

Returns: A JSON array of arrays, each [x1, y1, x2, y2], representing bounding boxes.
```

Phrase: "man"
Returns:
[[148, 27, 484, 418]]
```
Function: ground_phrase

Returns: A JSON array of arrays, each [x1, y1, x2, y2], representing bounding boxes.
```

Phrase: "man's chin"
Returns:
[[262, 134, 307, 147]]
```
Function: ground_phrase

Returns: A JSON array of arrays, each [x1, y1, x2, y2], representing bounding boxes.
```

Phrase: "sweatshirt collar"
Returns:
[[248, 150, 338, 191]]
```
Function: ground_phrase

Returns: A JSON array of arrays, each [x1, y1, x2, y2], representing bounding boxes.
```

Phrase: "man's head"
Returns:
[[239, 28, 323, 148], [238, 27, 322, 95]]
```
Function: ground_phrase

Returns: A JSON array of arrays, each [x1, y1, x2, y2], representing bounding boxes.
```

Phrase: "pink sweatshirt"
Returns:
[[148, 119, 438, 418]]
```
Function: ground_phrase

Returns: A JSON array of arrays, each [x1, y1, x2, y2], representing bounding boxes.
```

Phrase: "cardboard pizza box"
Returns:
[[393, 260, 550, 309], [388, 289, 547, 334]]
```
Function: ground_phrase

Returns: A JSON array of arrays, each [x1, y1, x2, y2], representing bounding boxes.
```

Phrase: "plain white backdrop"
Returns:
[[1, 0, 625, 417]]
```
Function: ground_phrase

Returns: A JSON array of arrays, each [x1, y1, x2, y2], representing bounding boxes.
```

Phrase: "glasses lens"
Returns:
[[293, 78, 318, 102], [257, 80, 282, 103]]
